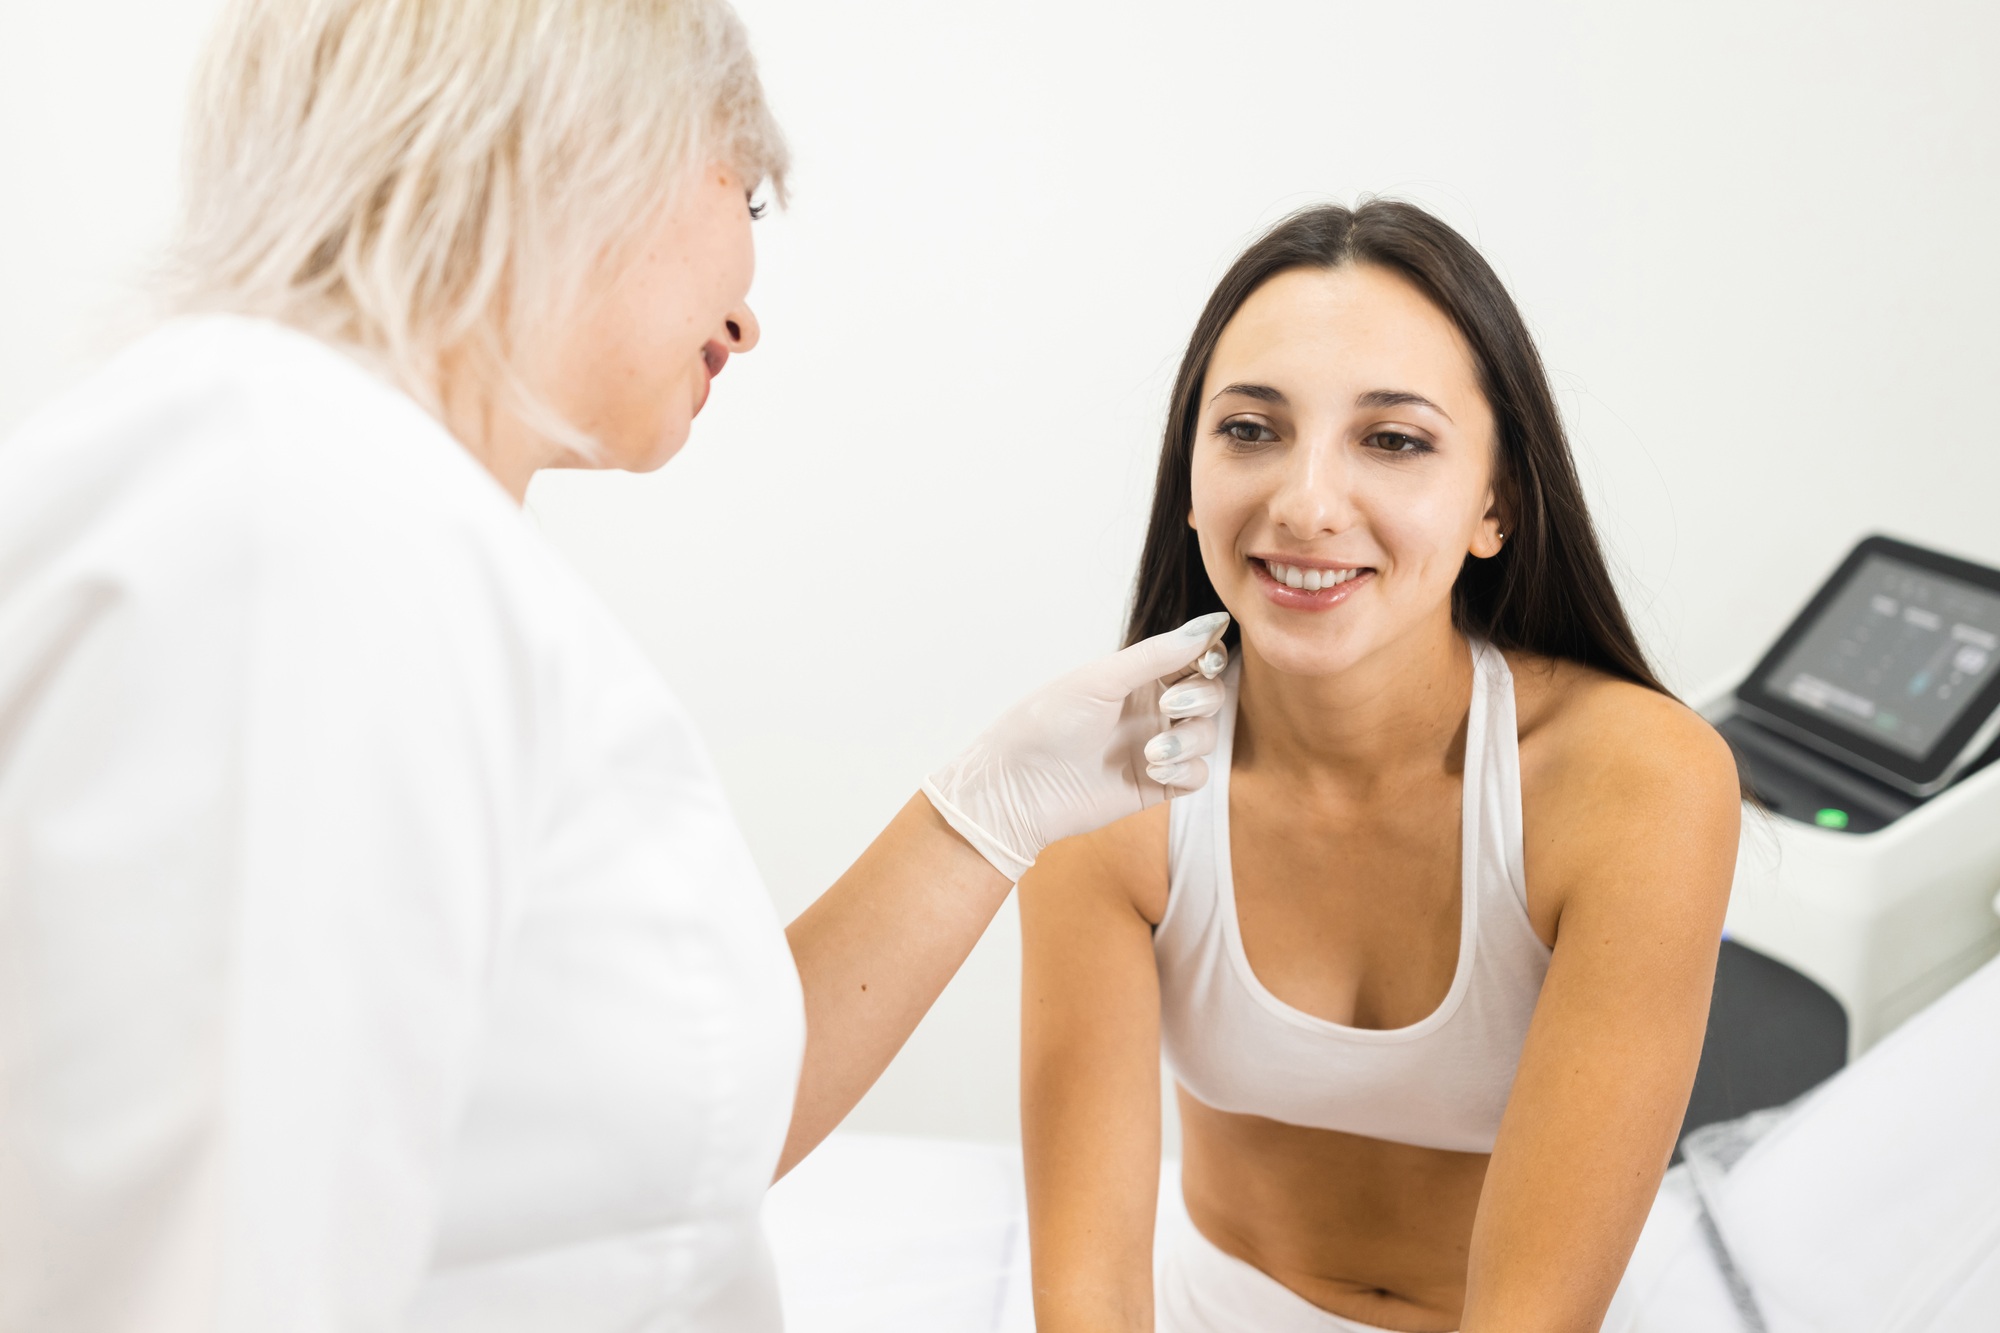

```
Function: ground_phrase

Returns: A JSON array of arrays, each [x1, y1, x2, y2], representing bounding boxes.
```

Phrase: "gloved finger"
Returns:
[[1144, 714, 1218, 766], [1160, 636, 1231, 692], [1159, 674, 1226, 720], [1146, 756, 1210, 791], [1081, 612, 1231, 703], [1197, 640, 1229, 680]]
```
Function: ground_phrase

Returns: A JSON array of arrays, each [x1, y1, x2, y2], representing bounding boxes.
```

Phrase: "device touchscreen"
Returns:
[[1760, 554, 2000, 760], [1737, 536, 2000, 795]]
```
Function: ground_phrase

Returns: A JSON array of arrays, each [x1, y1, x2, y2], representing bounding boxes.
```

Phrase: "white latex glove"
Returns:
[[922, 612, 1232, 881]]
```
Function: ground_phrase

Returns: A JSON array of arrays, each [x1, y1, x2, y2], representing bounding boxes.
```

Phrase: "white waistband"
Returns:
[[1156, 1209, 1457, 1333]]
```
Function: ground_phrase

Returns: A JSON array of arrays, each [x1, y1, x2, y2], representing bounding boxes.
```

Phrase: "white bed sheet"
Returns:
[[765, 1134, 1035, 1333], [766, 1137, 1193, 1333], [1608, 950, 2000, 1333]]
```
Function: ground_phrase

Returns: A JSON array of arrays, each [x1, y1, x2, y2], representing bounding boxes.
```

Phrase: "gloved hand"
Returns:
[[922, 612, 1232, 881]]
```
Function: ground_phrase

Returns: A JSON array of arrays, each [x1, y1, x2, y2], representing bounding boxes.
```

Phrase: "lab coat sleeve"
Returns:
[[0, 445, 541, 1333]]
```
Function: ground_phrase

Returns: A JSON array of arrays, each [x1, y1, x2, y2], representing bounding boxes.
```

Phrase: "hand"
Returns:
[[922, 612, 1232, 880]]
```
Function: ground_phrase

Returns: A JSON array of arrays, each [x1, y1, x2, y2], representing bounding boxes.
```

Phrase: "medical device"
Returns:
[[1701, 535, 2000, 1066]]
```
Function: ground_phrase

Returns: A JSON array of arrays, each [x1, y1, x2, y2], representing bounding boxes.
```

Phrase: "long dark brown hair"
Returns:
[[1125, 199, 1667, 696]]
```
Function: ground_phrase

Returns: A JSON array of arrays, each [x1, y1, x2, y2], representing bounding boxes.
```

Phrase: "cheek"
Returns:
[[1188, 450, 1254, 566], [1367, 472, 1490, 582], [1188, 444, 1270, 534], [589, 274, 706, 446]]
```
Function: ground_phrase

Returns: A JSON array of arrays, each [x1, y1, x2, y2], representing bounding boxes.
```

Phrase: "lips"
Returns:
[[1250, 555, 1374, 609], [694, 340, 729, 417]]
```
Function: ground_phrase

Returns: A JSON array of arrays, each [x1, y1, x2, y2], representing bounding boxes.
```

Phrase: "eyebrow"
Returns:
[[1356, 388, 1453, 423], [1208, 382, 1453, 424], [1209, 382, 1287, 405]]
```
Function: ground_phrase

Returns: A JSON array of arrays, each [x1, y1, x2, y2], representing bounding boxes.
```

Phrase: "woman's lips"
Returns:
[[694, 340, 730, 418], [1250, 556, 1374, 610]]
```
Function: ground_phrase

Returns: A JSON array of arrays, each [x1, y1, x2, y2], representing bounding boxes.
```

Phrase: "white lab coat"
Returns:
[[0, 316, 806, 1332]]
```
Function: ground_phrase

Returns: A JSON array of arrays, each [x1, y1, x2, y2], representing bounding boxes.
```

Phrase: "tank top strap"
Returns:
[[1468, 640, 1533, 924], [1160, 655, 1240, 940]]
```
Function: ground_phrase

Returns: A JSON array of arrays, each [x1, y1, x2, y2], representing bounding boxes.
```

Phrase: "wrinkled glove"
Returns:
[[922, 612, 1232, 881]]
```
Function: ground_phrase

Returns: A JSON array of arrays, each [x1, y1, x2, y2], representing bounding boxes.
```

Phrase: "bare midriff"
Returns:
[[1177, 1087, 1487, 1333]]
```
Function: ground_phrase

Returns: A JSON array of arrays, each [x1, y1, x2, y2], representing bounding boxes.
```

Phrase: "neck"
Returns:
[[438, 357, 550, 505], [1234, 612, 1473, 788]]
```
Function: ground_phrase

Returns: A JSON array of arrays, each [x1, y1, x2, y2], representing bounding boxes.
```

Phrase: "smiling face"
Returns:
[[539, 163, 763, 476], [1188, 263, 1507, 678]]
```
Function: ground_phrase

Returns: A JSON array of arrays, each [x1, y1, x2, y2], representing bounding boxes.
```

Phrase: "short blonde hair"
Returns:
[[166, 0, 788, 446]]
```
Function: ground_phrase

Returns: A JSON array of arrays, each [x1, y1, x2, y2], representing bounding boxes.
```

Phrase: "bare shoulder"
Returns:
[[1020, 802, 1172, 926], [1506, 651, 1742, 931], [1508, 651, 1738, 811]]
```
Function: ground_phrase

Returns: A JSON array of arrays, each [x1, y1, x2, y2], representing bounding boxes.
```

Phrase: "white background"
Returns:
[[4, 0, 1998, 1147]]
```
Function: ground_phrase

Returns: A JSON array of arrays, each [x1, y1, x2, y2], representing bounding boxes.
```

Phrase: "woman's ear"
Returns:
[[1470, 489, 1508, 559]]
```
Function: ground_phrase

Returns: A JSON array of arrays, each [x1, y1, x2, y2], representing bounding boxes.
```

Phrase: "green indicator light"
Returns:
[[1815, 808, 1850, 830]]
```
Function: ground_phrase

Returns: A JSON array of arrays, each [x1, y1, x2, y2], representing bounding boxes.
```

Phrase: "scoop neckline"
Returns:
[[1209, 647, 1485, 1044]]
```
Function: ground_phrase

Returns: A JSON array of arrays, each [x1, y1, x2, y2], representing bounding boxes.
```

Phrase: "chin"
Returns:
[[1235, 608, 1378, 679], [1257, 640, 1373, 679], [624, 416, 694, 473]]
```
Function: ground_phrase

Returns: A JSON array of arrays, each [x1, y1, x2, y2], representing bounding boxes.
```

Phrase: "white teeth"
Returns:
[[1265, 559, 1365, 591]]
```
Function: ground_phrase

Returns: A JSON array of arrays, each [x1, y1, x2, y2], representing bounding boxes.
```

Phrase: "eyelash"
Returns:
[[1212, 419, 1436, 456], [1217, 420, 1277, 446], [1368, 431, 1434, 456], [747, 197, 768, 221]]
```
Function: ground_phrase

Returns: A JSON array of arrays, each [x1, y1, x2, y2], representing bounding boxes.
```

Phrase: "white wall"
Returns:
[[5, 0, 1999, 1146]]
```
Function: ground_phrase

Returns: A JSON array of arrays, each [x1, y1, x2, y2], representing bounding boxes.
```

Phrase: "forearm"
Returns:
[[1031, 1272, 1154, 1333], [1024, 1058, 1162, 1332], [1024, 1123, 1161, 1333], [1023, 1049, 1161, 1332], [1459, 1157, 1668, 1333], [777, 793, 1011, 1177]]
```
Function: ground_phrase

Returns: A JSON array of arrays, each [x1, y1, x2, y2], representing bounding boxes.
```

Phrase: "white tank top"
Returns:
[[1155, 640, 1552, 1155]]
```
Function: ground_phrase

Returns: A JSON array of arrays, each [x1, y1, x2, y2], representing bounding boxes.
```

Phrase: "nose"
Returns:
[[1267, 434, 1356, 541], [721, 303, 760, 355]]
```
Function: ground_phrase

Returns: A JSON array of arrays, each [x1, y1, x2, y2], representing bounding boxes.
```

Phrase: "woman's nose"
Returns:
[[722, 303, 761, 355], [1269, 438, 1354, 539]]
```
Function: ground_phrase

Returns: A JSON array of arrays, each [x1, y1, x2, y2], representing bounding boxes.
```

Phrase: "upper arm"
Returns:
[[1019, 807, 1170, 1330], [1464, 689, 1741, 1332]]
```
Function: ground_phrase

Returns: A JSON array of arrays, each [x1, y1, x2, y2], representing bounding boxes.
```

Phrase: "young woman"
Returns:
[[1020, 201, 1743, 1333]]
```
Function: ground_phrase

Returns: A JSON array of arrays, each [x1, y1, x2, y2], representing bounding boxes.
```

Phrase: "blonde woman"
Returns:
[[0, 2, 1232, 1328]]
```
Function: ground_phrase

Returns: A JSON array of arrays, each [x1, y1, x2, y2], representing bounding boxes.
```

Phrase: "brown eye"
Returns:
[[1367, 431, 1433, 456], [1219, 419, 1277, 445]]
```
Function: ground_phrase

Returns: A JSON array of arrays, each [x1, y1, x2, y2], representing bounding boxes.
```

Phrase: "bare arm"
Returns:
[[1020, 812, 1169, 1332], [775, 616, 1230, 1178], [778, 793, 1011, 1177], [1461, 700, 1742, 1331]]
